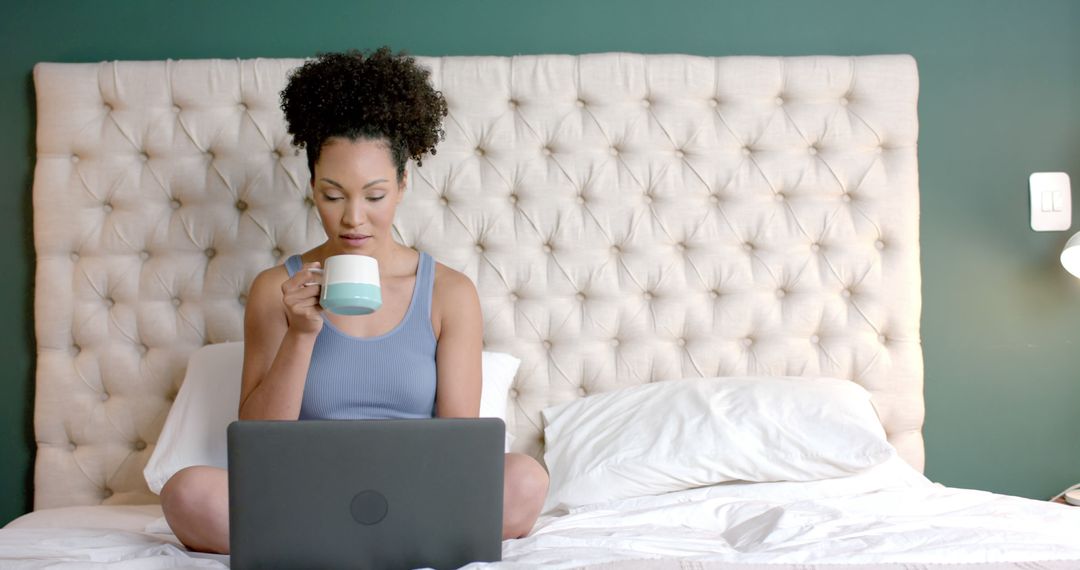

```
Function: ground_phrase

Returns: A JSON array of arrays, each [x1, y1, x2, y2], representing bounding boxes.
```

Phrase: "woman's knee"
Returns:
[[161, 466, 226, 517], [505, 453, 549, 506]]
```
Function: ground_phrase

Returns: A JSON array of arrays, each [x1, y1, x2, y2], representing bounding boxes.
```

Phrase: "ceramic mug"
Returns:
[[308, 255, 382, 315]]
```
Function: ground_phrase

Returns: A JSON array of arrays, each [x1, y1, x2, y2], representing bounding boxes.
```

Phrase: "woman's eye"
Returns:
[[325, 196, 343, 201], [367, 196, 385, 202]]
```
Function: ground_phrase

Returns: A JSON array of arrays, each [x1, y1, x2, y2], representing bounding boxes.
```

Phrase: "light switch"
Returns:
[[1030, 172, 1071, 231]]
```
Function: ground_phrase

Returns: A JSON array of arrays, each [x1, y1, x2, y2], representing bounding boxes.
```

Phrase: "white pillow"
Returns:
[[144, 342, 520, 494], [540, 376, 895, 514]]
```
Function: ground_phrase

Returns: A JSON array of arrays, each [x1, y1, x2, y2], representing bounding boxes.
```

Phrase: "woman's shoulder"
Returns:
[[432, 258, 477, 299]]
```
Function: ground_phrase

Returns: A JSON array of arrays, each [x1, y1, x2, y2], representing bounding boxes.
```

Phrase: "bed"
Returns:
[[7, 52, 1080, 569]]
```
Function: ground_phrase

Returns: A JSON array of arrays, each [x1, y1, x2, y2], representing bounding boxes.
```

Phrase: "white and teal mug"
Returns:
[[310, 254, 382, 315]]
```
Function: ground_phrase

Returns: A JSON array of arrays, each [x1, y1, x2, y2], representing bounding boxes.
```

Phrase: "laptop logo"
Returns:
[[350, 490, 389, 525]]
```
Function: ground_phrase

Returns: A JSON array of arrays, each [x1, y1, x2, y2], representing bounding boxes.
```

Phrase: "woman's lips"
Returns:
[[341, 235, 370, 246]]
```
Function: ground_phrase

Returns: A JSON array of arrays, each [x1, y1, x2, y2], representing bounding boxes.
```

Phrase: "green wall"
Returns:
[[1, 0, 1078, 525]]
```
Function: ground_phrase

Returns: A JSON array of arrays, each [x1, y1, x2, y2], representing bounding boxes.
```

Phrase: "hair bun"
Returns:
[[280, 46, 448, 176]]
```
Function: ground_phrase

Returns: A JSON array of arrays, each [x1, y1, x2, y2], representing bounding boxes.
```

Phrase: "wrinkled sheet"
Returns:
[[4, 460, 1080, 569], [472, 458, 1080, 568]]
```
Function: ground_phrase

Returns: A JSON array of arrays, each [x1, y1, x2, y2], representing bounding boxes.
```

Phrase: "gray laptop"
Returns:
[[227, 418, 505, 570]]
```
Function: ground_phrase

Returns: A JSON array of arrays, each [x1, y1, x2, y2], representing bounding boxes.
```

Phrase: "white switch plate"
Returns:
[[1029, 172, 1071, 231]]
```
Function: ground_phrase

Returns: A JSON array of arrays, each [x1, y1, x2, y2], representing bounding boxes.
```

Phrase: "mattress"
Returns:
[[4, 459, 1079, 569]]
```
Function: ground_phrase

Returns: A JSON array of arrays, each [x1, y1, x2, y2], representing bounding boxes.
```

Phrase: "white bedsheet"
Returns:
[[477, 457, 1080, 568], [4, 459, 1079, 569]]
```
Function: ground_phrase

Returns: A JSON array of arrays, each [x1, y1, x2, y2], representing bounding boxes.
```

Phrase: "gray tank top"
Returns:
[[284, 252, 437, 420]]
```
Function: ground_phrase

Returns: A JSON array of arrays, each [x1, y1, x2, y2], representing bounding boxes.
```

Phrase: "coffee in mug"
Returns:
[[309, 255, 381, 315]]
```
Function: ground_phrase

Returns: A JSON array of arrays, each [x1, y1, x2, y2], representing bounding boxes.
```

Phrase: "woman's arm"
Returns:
[[432, 267, 483, 418], [237, 265, 320, 420]]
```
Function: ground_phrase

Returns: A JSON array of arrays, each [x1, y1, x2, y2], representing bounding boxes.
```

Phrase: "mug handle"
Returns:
[[302, 267, 324, 287]]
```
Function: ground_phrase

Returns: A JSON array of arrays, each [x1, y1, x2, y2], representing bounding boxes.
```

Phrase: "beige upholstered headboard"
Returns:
[[32, 54, 921, 509]]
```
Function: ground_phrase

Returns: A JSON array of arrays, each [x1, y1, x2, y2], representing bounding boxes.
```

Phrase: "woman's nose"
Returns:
[[341, 198, 368, 226]]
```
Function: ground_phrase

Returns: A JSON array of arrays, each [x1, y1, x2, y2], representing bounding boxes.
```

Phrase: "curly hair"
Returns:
[[280, 46, 448, 182]]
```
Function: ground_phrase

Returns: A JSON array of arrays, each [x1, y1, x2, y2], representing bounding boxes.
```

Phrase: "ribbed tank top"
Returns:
[[284, 252, 437, 420]]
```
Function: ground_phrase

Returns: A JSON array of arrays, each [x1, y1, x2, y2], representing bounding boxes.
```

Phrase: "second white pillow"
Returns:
[[540, 376, 895, 514]]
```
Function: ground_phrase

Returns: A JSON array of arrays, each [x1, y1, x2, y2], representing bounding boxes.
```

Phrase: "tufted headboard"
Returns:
[[31, 53, 921, 509]]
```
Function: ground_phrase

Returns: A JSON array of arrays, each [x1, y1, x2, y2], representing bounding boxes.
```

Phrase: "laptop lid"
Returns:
[[227, 418, 504, 570]]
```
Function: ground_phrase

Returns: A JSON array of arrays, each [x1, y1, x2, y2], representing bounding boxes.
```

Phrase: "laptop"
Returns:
[[227, 418, 505, 570]]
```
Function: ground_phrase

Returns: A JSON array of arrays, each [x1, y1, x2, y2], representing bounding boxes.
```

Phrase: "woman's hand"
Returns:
[[280, 261, 324, 336]]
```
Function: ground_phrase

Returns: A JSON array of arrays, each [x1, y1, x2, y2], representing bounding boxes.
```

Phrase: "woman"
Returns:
[[160, 47, 550, 555]]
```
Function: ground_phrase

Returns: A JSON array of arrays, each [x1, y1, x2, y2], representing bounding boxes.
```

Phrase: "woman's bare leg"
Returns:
[[160, 466, 230, 554], [502, 453, 550, 539]]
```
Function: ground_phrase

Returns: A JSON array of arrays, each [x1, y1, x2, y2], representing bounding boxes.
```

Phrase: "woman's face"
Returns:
[[311, 137, 405, 256]]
